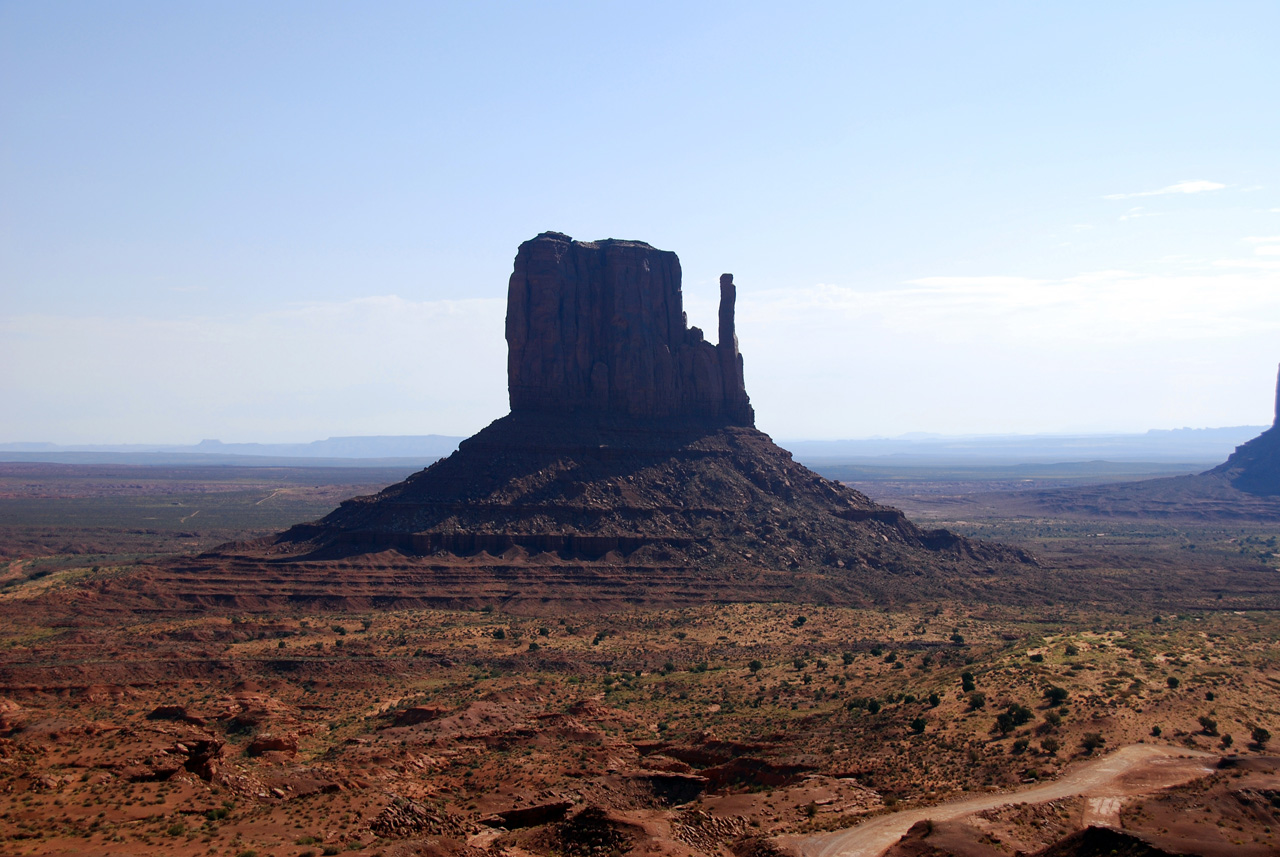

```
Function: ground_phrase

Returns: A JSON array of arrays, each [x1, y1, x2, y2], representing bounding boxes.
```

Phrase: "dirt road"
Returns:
[[784, 744, 1217, 857]]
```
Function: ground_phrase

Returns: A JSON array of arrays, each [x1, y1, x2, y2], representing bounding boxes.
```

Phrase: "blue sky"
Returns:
[[3, 1, 1278, 442]]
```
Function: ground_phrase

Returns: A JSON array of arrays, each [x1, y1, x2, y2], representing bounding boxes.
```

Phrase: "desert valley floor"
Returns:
[[1, 461, 1279, 857]]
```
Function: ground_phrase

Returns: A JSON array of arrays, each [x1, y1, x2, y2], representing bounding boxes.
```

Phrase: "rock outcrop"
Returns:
[[507, 232, 752, 425], [116, 233, 1032, 613], [1208, 363, 1280, 495]]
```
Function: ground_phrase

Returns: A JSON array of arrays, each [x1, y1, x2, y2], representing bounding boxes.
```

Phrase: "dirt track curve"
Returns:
[[782, 744, 1217, 857]]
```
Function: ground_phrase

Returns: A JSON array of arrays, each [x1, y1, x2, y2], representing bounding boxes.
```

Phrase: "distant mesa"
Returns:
[[123, 233, 1031, 613]]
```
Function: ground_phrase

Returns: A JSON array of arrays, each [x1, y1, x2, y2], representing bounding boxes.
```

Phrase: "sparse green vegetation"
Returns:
[[3, 462, 1280, 856]]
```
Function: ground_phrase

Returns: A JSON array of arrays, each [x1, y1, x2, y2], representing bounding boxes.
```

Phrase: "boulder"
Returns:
[[246, 733, 298, 756]]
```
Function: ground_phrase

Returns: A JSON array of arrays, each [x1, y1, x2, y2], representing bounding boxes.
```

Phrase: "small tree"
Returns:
[[1198, 715, 1218, 736], [967, 692, 986, 711], [910, 716, 927, 735], [1043, 685, 1069, 705], [1251, 726, 1271, 749], [1080, 732, 1106, 754], [748, 659, 763, 674], [1005, 704, 1033, 727], [1166, 676, 1180, 689]]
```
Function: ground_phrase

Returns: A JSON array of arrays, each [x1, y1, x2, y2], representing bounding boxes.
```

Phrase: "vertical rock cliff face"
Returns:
[[506, 232, 753, 425], [146, 229, 1032, 612]]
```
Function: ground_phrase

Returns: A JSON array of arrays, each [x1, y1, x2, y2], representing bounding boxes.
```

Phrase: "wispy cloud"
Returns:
[[8, 275, 1280, 443], [731, 267, 1280, 347], [1242, 236, 1280, 256], [722, 265, 1280, 436], [1104, 180, 1226, 200], [1119, 206, 1161, 221], [1214, 259, 1280, 269]]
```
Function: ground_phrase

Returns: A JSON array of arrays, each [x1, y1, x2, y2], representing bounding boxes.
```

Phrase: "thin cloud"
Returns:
[[1120, 206, 1161, 221], [1215, 259, 1280, 270], [742, 267, 1280, 347], [907, 276, 1045, 290], [1241, 236, 1280, 257], [734, 266, 1280, 437], [1104, 180, 1226, 200]]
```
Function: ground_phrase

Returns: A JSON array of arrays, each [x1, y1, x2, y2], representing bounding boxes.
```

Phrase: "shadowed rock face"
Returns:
[[506, 232, 752, 425], [1209, 363, 1280, 495]]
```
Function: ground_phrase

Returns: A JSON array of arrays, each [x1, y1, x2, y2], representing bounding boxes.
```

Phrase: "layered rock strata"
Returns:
[[129, 233, 1031, 612]]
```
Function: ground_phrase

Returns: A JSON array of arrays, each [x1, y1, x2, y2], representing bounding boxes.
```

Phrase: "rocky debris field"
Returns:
[[2, 595, 1279, 857]]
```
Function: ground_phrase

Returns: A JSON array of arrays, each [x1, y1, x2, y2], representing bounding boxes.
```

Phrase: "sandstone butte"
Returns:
[[1208, 363, 1280, 495], [96, 233, 1035, 615], [1011, 365, 1280, 523]]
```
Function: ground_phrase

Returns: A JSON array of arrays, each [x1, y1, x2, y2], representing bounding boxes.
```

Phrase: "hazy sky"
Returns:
[[3, 2, 1278, 443]]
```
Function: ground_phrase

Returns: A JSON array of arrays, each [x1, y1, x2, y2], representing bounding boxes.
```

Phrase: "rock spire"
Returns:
[[505, 232, 753, 425], [1273, 362, 1279, 427]]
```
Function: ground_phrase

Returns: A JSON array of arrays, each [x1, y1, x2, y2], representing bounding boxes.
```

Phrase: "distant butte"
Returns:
[[114, 233, 1033, 613], [997, 364, 1280, 521], [1207, 363, 1280, 495]]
